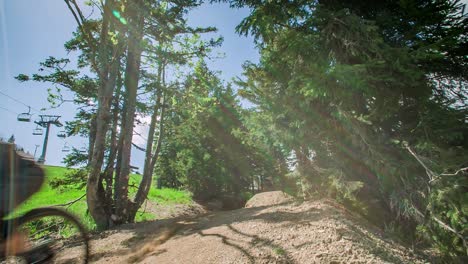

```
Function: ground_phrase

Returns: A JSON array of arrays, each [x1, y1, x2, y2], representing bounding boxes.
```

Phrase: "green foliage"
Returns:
[[147, 188, 192, 205], [14, 166, 94, 230], [16, 166, 193, 231], [49, 168, 88, 191], [17, 0, 466, 255], [16, 55, 98, 169], [135, 211, 155, 222], [425, 171, 468, 256], [227, 0, 468, 256], [273, 246, 286, 256], [326, 170, 364, 206], [155, 62, 273, 199], [62, 148, 89, 168], [20, 215, 83, 240]]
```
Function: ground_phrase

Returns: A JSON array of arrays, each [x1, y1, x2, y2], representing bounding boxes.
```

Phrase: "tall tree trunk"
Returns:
[[274, 148, 288, 190], [114, 73, 127, 203], [88, 115, 96, 165], [114, 114, 125, 202], [102, 75, 122, 209], [86, 0, 117, 230], [294, 146, 314, 199], [128, 85, 162, 218], [129, 101, 159, 217], [115, 0, 145, 223], [130, 86, 167, 219]]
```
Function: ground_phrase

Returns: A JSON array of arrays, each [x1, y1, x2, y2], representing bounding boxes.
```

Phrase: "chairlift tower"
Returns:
[[35, 115, 63, 164], [33, 144, 40, 159]]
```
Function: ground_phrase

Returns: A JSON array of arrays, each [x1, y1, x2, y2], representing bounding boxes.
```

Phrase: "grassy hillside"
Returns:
[[15, 165, 192, 230]]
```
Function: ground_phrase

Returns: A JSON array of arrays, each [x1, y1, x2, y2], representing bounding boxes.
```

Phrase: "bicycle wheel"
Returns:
[[3, 207, 90, 264]]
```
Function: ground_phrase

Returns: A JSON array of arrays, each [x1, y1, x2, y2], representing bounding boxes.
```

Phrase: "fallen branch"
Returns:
[[405, 144, 437, 181], [430, 167, 468, 184], [413, 206, 467, 256], [406, 144, 468, 255], [52, 193, 86, 208], [440, 167, 468, 176]]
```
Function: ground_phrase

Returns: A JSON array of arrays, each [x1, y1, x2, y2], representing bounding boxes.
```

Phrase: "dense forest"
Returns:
[[16, 0, 467, 258]]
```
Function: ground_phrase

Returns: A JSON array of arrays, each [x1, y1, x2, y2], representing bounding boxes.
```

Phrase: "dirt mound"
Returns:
[[245, 191, 293, 208], [61, 196, 428, 263], [141, 200, 207, 220]]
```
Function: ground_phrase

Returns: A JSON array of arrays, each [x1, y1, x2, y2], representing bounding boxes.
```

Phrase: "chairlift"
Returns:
[[79, 147, 87, 153], [57, 130, 66, 138], [62, 144, 71, 153], [32, 127, 43, 136], [17, 107, 32, 122]]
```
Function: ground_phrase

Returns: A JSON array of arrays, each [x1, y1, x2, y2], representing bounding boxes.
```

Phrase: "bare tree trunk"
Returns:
[[129, 104, 159, 216], [114, 114, 124, 202], [115, 0, 145, 223], [294, 146, 314, 199], [114, 74, 126, 203], [102, 75, 122, 208], [88, 115, 96, 165], [87, 72, 117, 229], [128, 90, 161, 217], [273, 148, 288, 190], [86, 0, 117, 230], [130, 88, 167, 219]]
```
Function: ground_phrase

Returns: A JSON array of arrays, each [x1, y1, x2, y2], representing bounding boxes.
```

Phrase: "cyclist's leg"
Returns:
[[0, 143, 44, 255], [15, 148, 45, 204], [0, 143, 44, 216], [0, 143, 12, 249]]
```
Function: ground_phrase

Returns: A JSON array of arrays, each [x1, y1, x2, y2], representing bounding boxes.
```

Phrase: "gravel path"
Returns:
[[61, 191, 427, 263]]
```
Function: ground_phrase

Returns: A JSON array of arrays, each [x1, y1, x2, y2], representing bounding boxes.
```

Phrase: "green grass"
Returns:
[[273, 246, 286, 256], [147, 188, 192, 204], [14, 166, 94, 229], [13, 165, 192, 231]]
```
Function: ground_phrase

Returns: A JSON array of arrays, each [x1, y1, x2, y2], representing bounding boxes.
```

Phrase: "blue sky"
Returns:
[[0, 0, 258, 168]]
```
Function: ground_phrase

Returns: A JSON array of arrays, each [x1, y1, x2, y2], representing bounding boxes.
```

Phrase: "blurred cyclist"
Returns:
[[0, 142, 45, 255]]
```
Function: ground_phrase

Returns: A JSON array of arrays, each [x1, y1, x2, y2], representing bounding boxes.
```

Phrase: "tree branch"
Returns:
[[63, 0, 102, 78], [52, 193, 86, 208], [406, 144, 468, 255], [413, 205, 467, 255], [132, 142, 146, 152], [440, 167, 468, 176], [405, 144, 437, 182]]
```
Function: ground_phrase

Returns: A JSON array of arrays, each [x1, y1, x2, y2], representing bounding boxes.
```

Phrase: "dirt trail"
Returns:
[[65, 191, 427, 263]]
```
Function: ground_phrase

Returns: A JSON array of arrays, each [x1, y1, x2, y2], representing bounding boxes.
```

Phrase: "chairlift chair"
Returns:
[[57, 130, 66, 138], [62, 144, 71, 152], [32, 127, 43, 136], [17, 107, 32, 122], [79, 147, 87, 153]]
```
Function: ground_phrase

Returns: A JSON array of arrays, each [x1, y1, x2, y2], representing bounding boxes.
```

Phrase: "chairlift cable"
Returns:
[[0, 106, 18, 115], [0, 90, 42, 113]]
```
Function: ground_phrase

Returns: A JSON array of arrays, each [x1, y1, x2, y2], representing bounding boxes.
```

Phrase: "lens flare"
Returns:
[[112, 10, 127, 25]]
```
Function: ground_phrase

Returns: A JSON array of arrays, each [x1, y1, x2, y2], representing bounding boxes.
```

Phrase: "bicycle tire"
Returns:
[[8, 207, 90, 264]]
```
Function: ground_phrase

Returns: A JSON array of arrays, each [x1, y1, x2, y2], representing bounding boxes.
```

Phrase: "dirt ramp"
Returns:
[[138, 199, 425, 263], [245, 191, 294, 208]]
